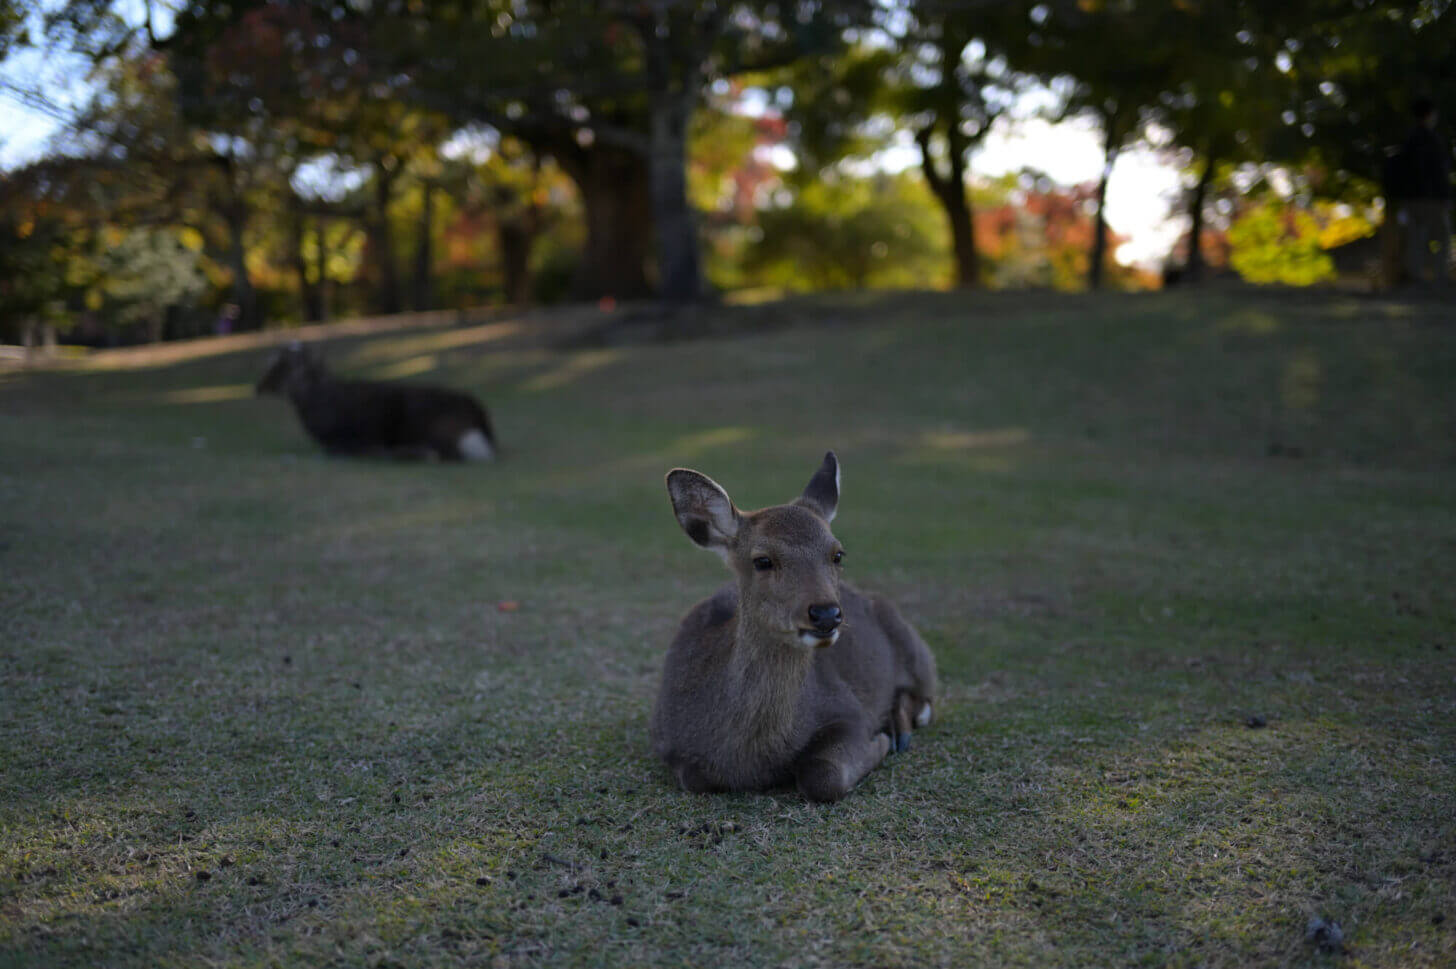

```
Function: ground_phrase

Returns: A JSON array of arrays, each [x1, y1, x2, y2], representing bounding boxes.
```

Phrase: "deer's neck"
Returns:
[[726, 614, 813, 750]]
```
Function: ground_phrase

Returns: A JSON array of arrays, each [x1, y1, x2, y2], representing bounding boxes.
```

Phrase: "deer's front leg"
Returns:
[[887, 689, 934, 753], [793, 722, 891, 803], [670, 758, 721, 795]]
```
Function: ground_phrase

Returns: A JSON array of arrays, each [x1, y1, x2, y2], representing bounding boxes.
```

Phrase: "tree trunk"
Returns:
[[648, 93, 702, 302], [947, 190, 978, 289], [1089, 118, 1120, 291], [412, 179, 435, 311], [1185, 152, 1215, 283], [916, 124, 979, 289], [224, 204, 259, 329], [369, 162, 402, 315], [314, 217, 331, 322], [498, 216, 534, 306], [561, 146, 653, 301], [289, 199, 323, 322]]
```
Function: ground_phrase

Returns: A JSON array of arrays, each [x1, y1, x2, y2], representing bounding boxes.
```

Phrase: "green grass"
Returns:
[[2, 287, 1454, 968]]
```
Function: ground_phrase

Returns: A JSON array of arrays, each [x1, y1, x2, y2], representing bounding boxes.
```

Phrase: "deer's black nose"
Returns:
[[808, 603, 842, 632]]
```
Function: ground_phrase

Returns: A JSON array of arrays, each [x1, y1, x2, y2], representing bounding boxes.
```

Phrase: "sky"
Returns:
[[1, 49, 1189, 271]]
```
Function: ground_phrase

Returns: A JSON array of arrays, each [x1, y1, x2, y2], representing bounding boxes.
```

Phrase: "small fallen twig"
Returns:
[[541, 853, 582, 871]]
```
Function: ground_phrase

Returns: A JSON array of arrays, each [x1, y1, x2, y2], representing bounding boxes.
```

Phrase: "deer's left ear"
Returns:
[[667, 469, 741, 554], [796, 451, 839, 522]]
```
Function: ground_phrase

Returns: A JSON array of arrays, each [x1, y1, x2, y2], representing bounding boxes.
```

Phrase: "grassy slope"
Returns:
[[1, 288, 1453, 968]]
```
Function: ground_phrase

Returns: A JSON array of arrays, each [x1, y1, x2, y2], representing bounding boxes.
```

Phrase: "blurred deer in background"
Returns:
[[653, 452, 937, 802], [255, 342, 496, 461]]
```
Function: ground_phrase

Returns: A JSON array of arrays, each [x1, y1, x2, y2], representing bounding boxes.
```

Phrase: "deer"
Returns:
[[652, 452, 937, 802], [255, 342, 497, 461]]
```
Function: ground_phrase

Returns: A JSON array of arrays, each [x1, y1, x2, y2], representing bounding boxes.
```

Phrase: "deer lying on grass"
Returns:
[[255, 342, 496, 461], [652, 452, 937, 802]]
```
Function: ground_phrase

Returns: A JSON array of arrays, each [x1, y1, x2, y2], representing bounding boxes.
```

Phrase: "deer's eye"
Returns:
[[832, 550, 845, 565], [752, 556, 774, 572]]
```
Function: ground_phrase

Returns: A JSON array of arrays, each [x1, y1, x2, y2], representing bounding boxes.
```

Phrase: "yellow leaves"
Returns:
[[85, 289, 103, 311], [1315, 205, 1376, 250], [177, 228, 206, 252], [17, 220, 34, 239]]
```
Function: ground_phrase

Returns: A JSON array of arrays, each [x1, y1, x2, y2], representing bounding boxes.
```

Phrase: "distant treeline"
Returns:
[[1, 1, 1447, 343]]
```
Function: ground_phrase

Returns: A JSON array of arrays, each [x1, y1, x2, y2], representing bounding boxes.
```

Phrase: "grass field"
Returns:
[[2, 287, 1454, 968]]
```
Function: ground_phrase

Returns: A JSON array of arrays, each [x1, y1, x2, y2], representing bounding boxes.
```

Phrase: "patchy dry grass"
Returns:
[[1, 287, 1454, 968]]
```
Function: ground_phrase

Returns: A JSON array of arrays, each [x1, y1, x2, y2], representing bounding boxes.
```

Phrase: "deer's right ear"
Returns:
[[666, 469, 740, 553]]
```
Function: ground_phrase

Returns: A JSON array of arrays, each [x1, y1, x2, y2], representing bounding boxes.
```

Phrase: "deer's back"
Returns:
[[293, 379, 488, 454]]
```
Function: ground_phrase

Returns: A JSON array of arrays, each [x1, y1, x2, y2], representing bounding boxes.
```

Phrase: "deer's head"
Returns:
[[255, 341, 326, 396], [667, 452, 847, 650]]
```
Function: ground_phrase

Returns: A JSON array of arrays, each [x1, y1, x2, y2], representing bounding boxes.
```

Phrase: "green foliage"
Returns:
[[1227, 200, 1336, 285], [742, 172, 949, 291], [89, 226, 208, 329], [1275, 0, 1456, 196], [0, 212, 74, 340]]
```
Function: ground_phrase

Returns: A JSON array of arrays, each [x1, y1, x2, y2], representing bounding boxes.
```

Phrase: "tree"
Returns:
[[1150, 2, 1290, 281], [0, 206, 74, 346], [871, 3, 1027, 290], [368, 1, 872, 303], [1275, 0, 1456, 198], [742, 171, 948, 291], [1017, 1, 1181, 290], [1226, 198, 1336, 285], [780, 4, 1024, 290], [87, 226, 208, 340]]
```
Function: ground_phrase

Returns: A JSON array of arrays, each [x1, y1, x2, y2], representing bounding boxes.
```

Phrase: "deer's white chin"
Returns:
[[797, 629, 839, 649]]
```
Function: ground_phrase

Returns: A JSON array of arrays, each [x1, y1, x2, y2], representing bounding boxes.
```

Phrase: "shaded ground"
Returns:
[[1, 288, 1453, 968]]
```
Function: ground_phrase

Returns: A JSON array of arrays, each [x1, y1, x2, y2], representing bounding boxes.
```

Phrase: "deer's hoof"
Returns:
[[894, 732, 913, 753]]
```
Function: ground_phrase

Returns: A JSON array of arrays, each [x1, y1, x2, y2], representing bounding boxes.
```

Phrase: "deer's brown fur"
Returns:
[[652, 452, 937, 802]]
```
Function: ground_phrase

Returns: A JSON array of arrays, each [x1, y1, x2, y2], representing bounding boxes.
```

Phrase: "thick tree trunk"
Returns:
[[1185, 152, 1215, 283], [648, 94, 702, 302], [412, 180, 435, 311], [562, 147, 653, 301], [369, 163, 402, 315]]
